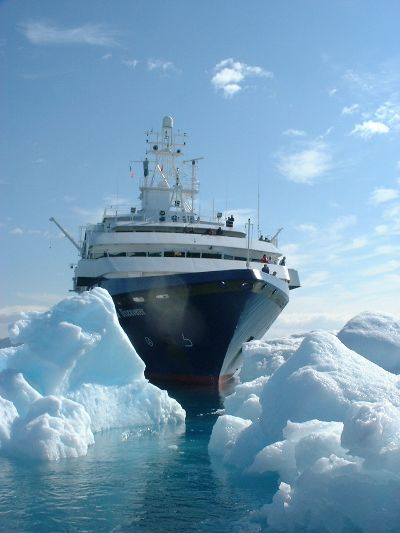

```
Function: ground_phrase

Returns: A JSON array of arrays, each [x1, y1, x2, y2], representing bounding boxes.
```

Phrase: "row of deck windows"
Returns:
[[89, 250, 264, 262]]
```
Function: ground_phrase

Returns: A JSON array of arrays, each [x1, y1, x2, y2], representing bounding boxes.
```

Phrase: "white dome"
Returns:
[[162, 116, 174, 129]]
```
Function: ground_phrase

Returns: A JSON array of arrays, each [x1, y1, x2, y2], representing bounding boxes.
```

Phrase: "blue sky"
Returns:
[[1, 0, 399, 338]]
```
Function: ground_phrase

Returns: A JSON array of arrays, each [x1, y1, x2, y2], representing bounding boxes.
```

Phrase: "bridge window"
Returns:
[[202, 252, 222, 259], [164, 250, 185, 257]]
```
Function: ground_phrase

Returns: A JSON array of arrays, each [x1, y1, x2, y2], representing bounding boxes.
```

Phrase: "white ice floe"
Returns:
[[210, 311, 400, 532], [0, 288, 185, 461], [338, 311, 400, 373], [68, 381, 185, 433], [223, 335, 304, 423], [9, 393, 95, 461]]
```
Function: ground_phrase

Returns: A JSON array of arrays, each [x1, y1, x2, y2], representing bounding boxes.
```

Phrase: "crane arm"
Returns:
[[49, 217, 81, 253]]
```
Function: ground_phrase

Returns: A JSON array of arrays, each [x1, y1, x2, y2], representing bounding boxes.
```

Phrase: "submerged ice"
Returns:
[[0, 288, 185, 461], [209, 311, 400, 532]]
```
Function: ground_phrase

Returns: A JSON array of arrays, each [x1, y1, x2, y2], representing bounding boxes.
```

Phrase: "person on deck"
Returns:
[[260, 254, 267, 263]]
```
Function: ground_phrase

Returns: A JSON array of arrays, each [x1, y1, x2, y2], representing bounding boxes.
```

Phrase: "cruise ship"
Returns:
[[52, 116, 300, 387]]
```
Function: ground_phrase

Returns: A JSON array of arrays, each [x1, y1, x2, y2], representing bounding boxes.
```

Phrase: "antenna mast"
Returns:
[[257, 180, 260, 237], [183, 157, 203, 213]]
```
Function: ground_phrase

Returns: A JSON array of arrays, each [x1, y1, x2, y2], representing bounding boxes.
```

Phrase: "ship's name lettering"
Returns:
[[120, 308, 146, 317]]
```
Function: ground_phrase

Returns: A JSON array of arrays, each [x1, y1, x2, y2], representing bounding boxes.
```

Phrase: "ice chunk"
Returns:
[[338, 311, 400, 373], [9, 395, 94, 461], [0, 396, 18, 447], [208, 415, 252, 459], [209, 313, 400, 532], [259, 453, 400, 533], [223, 376, 267, 420], [259, 330, 400, 444], [342, 400, 400, 471], [0, 369, 41, 417], [0, 288, 185, 461], [210, 417, 267, 469], [7, 288, 145, 395], [68, 382, 185, 432], [248, 420, 345, 484], [0, 347, 9, 371], [239, 335, 303, 383]]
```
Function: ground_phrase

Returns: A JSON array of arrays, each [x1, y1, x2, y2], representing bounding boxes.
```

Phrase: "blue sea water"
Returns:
[[0, 388, 277, 532]]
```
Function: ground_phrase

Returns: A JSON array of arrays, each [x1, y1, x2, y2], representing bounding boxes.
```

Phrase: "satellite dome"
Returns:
[[162, 116, 174, 129]]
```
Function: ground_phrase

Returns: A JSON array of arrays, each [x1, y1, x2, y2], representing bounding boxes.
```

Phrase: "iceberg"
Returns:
[[209, 311, 400, 532], [337, 311, 400, 373], [0, 288, 185, 461]]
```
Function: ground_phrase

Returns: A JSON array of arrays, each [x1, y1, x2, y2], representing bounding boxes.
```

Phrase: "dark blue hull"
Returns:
[[100, 269, 289, 385]]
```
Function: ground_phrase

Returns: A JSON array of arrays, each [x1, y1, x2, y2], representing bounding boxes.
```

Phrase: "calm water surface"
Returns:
[[0, 387, 277, 532]]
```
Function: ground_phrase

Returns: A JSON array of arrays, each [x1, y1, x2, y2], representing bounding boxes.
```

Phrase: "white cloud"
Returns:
[[9, 227, 23, 235], [374, 244, 400, 256], [329, 214, 357, 236], [266, 310, 348, 338], [102, 53, 112, 60], [317, 127, 334, 140], [63, 195, 76, 203], [361, 260, 400, 277], [277, 142, 332, 184], [349, 237, 368, 249], [20, 21, 119, 47], [374, 101, 400, 129], [341, 104, 360, 115], [279, 243, 311, 270], [122, 59, 138, 69], [333, 236, 368, 253], [374, 224, 390, 235], [328, 88, 338, 97], [9, 227, 45, 236], [343, 69, 375, 93], [350, 120, 389, 138], [103, 195, 130, 206], [373, 202, 400, 236], [71, 198, 130, 224], [14, 292, 62, 305], [297, 223, 318, 234], [147, 59, 176, 73], [383, 203, 400, 229], [283, 129, 306, 137], [302, 271, 330, 288], [370, 187, 399, 204], [71, 206, 104, 223], [211, 58, 273, 98]]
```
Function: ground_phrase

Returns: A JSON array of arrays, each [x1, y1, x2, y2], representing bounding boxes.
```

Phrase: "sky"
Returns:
[[1, 0, 399, 339]]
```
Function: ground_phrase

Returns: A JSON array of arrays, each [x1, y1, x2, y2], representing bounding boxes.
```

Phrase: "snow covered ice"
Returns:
[[0, 288, 185, 461], [209, 311, 400, 532], [2, 291, 400, 531]]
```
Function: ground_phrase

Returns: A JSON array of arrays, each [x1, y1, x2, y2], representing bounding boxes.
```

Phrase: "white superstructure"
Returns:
[[72, 116, 299, 290]]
